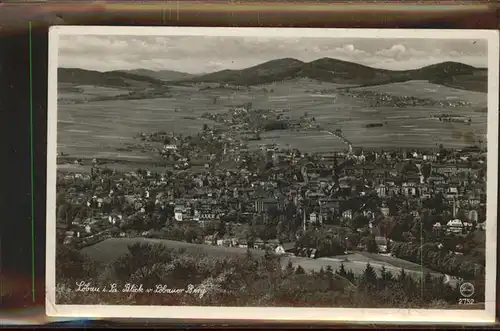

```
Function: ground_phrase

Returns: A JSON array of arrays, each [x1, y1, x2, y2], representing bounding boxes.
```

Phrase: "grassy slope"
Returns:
[[58, 67, 166, 88], [81, 237, 444, 281], [355, 251, 431, 273], [81, 237, 265, 263]]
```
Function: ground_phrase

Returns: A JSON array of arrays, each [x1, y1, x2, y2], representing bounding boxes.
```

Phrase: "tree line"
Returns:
[[390, 242, 485, 282], [56, 242, 470, 308]]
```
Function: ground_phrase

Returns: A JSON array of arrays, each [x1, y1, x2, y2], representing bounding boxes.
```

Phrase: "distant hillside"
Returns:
[[192, 58, 305, 85], [181, 58, 487, 92], [58, 68, 166, 88], [411, 62, 487, 93], [118, 69, 195, 82]]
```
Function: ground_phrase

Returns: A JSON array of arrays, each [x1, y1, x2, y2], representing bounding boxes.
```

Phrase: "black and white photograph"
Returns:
[[46, 27, 498, 323]]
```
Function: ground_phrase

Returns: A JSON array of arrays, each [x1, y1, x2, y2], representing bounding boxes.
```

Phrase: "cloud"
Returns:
[[376, 44, 407, 58], [336, 44, 368, 55], [58, 35, 488, 73], [343, 44, 355, 52]]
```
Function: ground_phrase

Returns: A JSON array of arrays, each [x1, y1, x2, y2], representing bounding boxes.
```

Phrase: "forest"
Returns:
[[56, 242, 472, 308]]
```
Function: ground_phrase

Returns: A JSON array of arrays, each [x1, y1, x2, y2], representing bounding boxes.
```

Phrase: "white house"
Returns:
[[376, 185, 387, 197], [275, 244, 286, 255], [447, 219, 463, 234], [238, 240, 248, 249], [108, 215, 117, 225], [163, 144, 177, 151], [174, 206, 185, 222]]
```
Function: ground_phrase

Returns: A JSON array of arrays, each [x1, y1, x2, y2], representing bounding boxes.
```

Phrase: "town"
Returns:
[[51, 29, 494, 312], [56, 106, 487, 284]]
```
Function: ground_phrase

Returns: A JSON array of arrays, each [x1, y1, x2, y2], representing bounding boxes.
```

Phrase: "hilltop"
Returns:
[[58, 59, 487, 93], [180, 58, 487, 92], [58, 67, 166, 88], [191, 58, 305, 85]]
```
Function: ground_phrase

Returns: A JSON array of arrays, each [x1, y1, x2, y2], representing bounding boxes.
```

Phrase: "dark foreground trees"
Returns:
[[56, 243, 467, 308]]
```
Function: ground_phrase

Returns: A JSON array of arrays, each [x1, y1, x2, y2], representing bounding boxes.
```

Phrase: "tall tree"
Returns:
[[295, 265, 305, 275], [363, 263, 378, 286], [336, 263, 348, 278], [365, 234, 379, 253]]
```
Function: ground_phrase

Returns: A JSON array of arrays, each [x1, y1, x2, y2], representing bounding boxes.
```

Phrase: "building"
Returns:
[[376, 184, 387, 197], [254, 197, 284, 213], [447, 219, 464, 234], [174, 205, 191, 222], [468, 210, 479, 222], [402, 182, 417, 196], [380, 206, 390, 217], [432, 164, 475, 177], [163, 144, 178, 151], [342, 210, 353, 220], [275, 244, 286, 255], [375, 236, 389, 253], [193, 208, 215, 222]]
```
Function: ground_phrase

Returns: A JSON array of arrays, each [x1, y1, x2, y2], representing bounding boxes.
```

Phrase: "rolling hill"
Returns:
[[191, 57, 305, 85], [180, 58, 487, 92], [117, 69, 195, 82], [58, 59, 487, 92], [58, 67, 166, 88]]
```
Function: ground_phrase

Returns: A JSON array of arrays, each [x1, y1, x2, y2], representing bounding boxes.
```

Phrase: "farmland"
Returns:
[[57, 77, 487, 161]]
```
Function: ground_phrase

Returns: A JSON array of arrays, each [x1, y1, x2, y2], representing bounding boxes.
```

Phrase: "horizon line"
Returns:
[[57, 56, 488, 75]]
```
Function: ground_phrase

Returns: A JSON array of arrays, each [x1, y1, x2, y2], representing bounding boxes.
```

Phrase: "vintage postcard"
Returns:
[[46, 26, 499, 323]]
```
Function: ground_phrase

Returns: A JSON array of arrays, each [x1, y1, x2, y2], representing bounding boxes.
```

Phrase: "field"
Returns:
[[81, 237, 455, 285], [350, 80, 487, 106], [57, 78, 487, 160]]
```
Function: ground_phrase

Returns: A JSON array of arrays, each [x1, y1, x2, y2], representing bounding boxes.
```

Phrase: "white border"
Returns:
[[46, 27, 499, 324]]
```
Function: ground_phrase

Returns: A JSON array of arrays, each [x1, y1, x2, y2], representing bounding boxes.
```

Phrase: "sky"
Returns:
[[58, 35, 488, 74]]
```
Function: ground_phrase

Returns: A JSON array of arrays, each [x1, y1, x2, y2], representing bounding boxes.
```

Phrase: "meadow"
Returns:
[[81, 237, 452, 284], [57, 78, 488, 160]]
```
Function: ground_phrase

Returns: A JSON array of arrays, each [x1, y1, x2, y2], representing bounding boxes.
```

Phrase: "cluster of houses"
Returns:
[[340, 89, 472, 108], [57, 131, 486, 263]]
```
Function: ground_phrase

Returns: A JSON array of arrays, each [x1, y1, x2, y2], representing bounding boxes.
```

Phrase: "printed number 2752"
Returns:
[[459, 298, 475, 305]]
